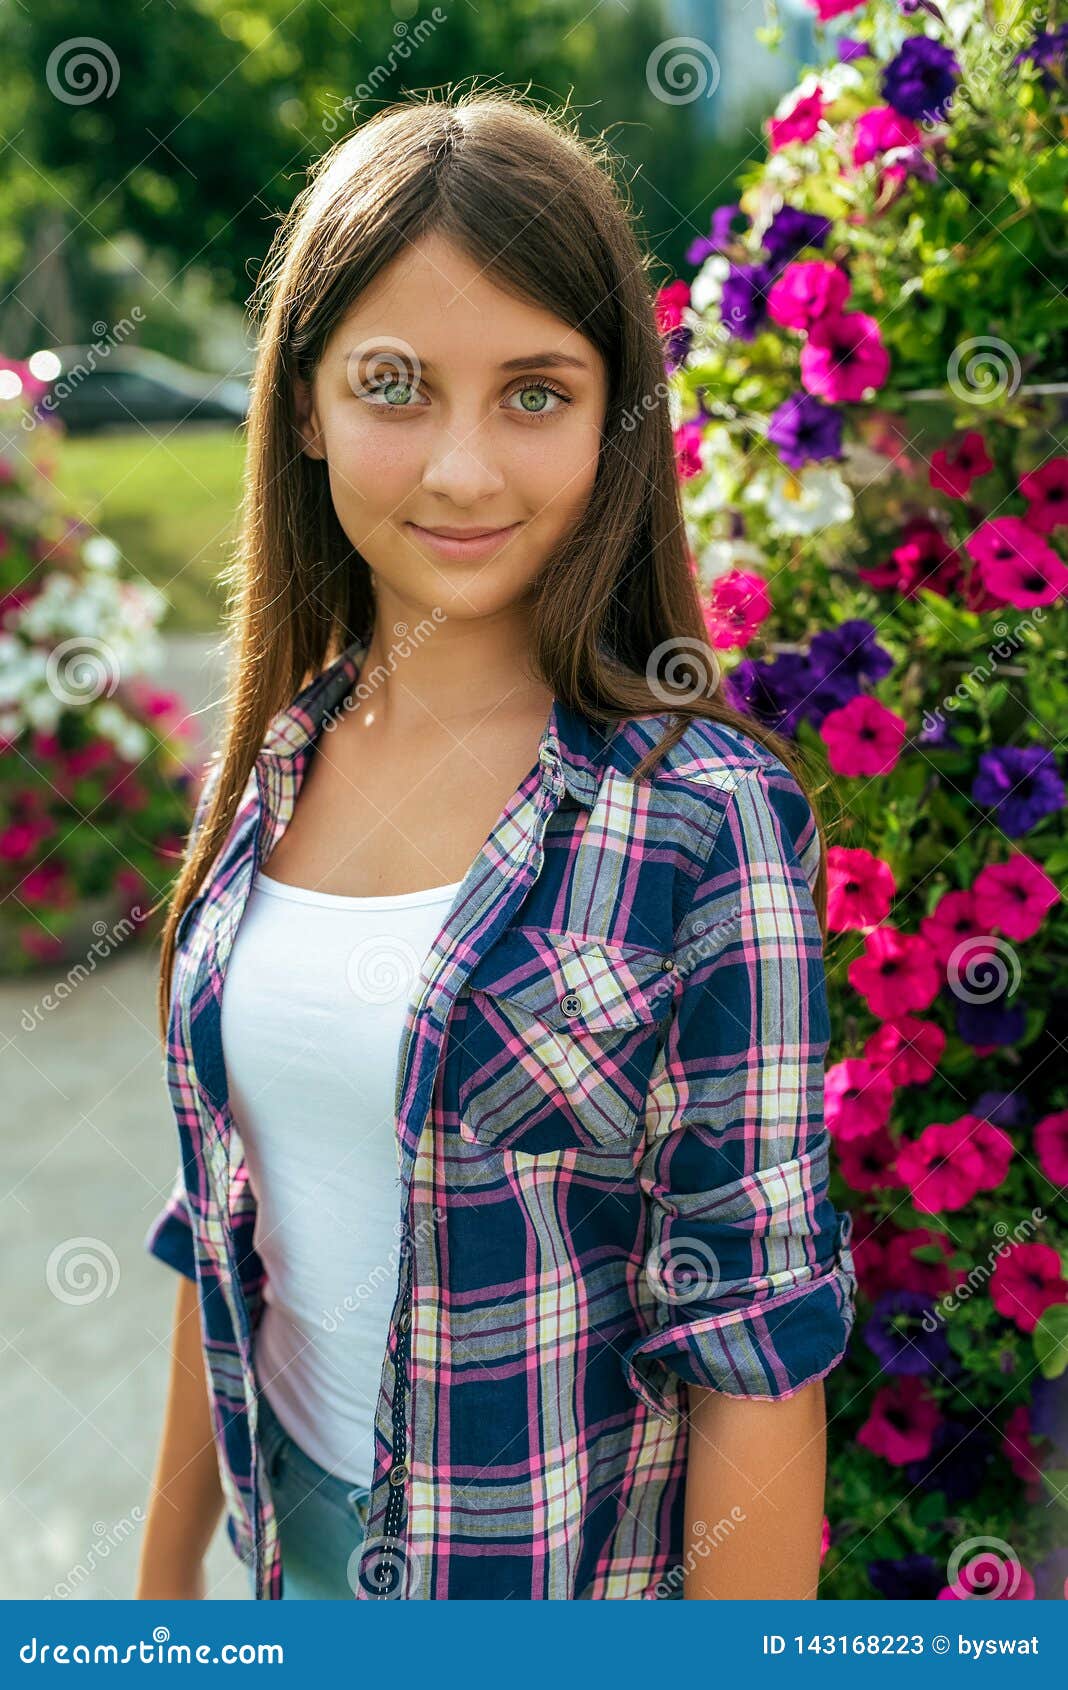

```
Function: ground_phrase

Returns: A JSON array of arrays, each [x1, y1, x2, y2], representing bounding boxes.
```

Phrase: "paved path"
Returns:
[[1, 634, 251, 1599]]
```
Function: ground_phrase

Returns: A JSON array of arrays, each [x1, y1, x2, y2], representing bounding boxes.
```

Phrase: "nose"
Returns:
[[420, 427, 507, 505]]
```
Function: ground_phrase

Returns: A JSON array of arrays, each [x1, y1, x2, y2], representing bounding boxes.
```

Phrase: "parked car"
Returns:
[[32, 346, 249, 433]]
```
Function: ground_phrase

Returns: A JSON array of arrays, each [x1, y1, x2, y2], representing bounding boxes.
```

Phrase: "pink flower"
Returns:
[[990, 1242, 1068, 1334], [857, 1377, 941, 1466], [767, 261, 851, 333], [939, 1556, 1035, 1600], [800, 312, 890, 402], [969, 1115, 1015, 1192], [860, 518, 962, 599], [807, 0, 863, 17], [825, 1057, 894, 1141], [655, 279, 690, 334], [919, 888, 986, 968], [1019, 455, 1068, 532], [853, 106, 921, 167], [896, 1117, 987, 1214], [972, 853, 1060, 942], [827, 845, 895, 931], [821, 695, 907, 777], [885, 1227, 961, 1298], [820, 1514, 830, 1561], [1035, 1110, 1068, 1186], [701, 568, 771, 649], [768, 87, 826, 152], [965, 516, 1068, 609], [863, 1016, 945, 1086], [838, 1127, 901, 1194], [849, 926, 941, 1019], [929, 430, 993, 499], [674, 420, 704, 480]]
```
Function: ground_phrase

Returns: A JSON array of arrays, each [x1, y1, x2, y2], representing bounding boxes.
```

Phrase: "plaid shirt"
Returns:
[[145, 634, 856, 1600]]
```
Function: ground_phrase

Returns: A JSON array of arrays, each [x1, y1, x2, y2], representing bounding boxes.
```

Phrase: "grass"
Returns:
[[51, 425, 247, 633]]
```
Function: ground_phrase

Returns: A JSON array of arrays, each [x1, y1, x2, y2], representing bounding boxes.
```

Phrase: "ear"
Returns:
[[293, 375, 326, 460]]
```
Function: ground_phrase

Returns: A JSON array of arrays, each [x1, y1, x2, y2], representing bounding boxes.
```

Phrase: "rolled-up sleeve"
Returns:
[[621, 760, 857, 1418], [145, 1164, 197, 1281]]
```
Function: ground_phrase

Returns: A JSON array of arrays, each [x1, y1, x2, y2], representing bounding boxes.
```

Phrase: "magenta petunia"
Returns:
[[838, 1127, 901, 1194], [972, 853, 1060, 941], [673, 420, 704, 480], [857, 1376, 941, 1466], [827, 844, 896, 930], [1019, 455, 1068, 532], [919, 887, 986, 968], [1035, 1110, 1068, 1186], [767, 260, 851, 333], [990, 1241, 1068, 1334], [849, 925, 942, 1019], [965, 516, 1068, 609], [860, 518, 963, 599], [929, 430, 993, 499], [864, 1015, 945, 1085], [939, 1556, 1036, 1601], [655, 279, 690, 332], [768, 87, 826, 152], [825, 1057, 895, 1140], [853, 105, 922, 166], [807, 0, 863, 17], [800, 311, 890, 402], [895, 1117, 988, 1214], [821, 694, 907, 777], [969, 1115, 1016, 1192], [701, 568, 772, 649], [885, 1226, 960, 1298]]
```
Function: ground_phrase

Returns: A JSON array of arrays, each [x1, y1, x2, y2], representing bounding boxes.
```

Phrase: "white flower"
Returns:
[[688, 254, 730, 316], [695, 538, 769, 590], [751, 465, 854, 536], [83, 535, 121, 571]]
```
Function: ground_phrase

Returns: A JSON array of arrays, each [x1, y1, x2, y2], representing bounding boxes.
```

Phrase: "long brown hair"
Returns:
[[154, 87, 829, 1043]]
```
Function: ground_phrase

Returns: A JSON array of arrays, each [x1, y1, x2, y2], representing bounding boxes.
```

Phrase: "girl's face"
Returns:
[[293, 232, 608, 620]]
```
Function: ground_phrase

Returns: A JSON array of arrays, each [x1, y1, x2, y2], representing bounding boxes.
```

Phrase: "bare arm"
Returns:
[[136, 1273, 225, 1599], [682, 1378, 827, 1599]]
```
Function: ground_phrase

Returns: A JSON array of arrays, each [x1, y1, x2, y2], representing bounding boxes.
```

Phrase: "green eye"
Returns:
[[380, 380, 414, 406]]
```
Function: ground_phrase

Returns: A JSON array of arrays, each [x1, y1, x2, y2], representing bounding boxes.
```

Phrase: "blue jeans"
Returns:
[[249, 1390, 373, 1599]]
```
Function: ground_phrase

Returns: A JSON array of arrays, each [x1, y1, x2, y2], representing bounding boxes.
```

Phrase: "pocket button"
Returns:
[[560, 992, 583, 1017]]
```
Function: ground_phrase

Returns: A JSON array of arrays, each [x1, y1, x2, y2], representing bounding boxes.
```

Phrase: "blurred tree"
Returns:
[[0, 0, 754, 354]]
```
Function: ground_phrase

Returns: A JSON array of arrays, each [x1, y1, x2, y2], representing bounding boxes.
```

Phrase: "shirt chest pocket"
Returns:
[[454, 927, 678, 1155]]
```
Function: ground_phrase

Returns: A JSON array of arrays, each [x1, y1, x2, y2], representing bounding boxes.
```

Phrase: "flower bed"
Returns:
[[661, 0, 1068, 1600]]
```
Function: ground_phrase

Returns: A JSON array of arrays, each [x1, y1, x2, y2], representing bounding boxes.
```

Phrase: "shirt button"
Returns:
[[388, 1462, 409, 1488], [397, 1308, 412, 1333], [660, 957, 674, 971], [560, 992, 583, 1016]]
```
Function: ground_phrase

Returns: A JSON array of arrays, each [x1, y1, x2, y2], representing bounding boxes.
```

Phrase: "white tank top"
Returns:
[[220, 868, 462, 1485]]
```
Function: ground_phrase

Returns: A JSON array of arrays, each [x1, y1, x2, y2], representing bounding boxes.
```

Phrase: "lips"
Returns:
[[404, 521, 523, 561]]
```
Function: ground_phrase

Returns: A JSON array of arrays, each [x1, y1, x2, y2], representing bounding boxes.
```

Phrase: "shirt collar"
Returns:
[[257, 634, 606, 809]]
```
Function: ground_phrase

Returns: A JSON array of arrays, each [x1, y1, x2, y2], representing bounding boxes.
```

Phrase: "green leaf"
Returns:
[[1033, 1304, 1068, 1380]]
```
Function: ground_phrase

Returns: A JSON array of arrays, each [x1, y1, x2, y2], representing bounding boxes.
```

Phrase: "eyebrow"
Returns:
[[343, 349, 591, 375]]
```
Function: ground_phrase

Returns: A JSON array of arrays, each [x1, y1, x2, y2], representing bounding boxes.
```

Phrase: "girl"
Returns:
[[136, 89, 856, 1603]]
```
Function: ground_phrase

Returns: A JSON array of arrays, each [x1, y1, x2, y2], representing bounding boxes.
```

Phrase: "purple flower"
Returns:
[[767, 391, 844, 468], [864, 1290, 950, 1375], [954, 992, 1028, 1050], [727, 654, 811, 736], [867, 1555, 945, 1600], [719, 262, 772, 341], [837, 38, 870, 63], [686, 203, 749, 267], [881, 36, 960, 122], [1015, 25, 1068, 89], [808, 618, 894, 688], [1031, 1372, 1068, 1456], [904, 1420, 994, 1503], [971, 744, 1065, 835], [663, 324, 693, 373], [761, 206, 832, 268], [972, 1089, 1031, 1129]]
